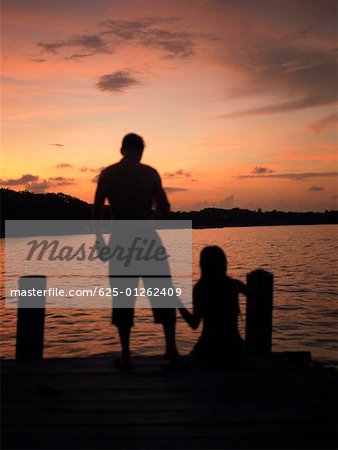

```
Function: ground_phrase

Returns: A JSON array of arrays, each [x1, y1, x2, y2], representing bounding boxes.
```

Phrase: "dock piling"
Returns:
[[245, 269, 273, 353], [16, 276, 46, 360]]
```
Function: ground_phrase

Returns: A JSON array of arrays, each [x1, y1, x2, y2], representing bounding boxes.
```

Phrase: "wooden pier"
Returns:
[[3, 273, 337, 448], [2, 352, 337, 449]]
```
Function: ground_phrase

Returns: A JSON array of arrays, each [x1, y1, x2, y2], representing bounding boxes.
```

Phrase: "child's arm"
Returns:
[[234, 279, 248, 297], [179, 307, 201, 329], [178, 285, 202, 330]]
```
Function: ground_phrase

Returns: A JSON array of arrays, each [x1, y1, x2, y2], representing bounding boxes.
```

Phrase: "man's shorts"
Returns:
[[109, 276, 176, 328]]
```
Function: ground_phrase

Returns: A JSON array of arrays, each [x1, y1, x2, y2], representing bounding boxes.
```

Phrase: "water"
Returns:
[[1, 225, 337, 367]]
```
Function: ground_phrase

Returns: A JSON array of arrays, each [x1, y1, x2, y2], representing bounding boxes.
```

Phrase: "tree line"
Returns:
[[1, 188, 337, 236]]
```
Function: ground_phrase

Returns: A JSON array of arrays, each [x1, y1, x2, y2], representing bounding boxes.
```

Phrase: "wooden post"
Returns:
[[16, 276, 46, 359], [245, 269, 273, 353]]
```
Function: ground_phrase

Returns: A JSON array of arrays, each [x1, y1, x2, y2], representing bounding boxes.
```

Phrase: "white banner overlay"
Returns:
[[5, 220, 192, 308]]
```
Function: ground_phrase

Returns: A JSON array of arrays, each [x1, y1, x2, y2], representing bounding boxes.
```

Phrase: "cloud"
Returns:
[[212, 1, 338, 117], [308, 185, 325, 192], [252, 166, 274, 174], [56, 163, 73, 168], [26, 181, 52, 193], [164, 186, 188, 193], [91, 174, 99, 183], [235, 171, 338, 181], [19, 3, 338, 118], [0, 174, 39, 186], [54, 181, 74, 186], [36, 17, 209, 61], [48, 176, 75, 186], [331, 195, 338, 200], [100, 18, 196, 59], [193, 195, 235, 210], [38, 34, 110, 59], [163, 169, 191, 178], [49, 143, 64, 147], [81, 166, 105, 173], [26, 177, 75, 192], [221, 89, 337, 118], [65, 53, 95, 60], [97, 71, 139, 93], [308, 112, 338, 133], [0, 174, 76, 192]]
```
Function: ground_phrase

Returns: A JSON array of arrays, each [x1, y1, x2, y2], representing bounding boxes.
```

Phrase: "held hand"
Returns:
[[178, 305, 200, 329]]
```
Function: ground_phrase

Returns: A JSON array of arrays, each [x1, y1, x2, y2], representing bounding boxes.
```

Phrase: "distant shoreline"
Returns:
[[1, 188, 337, 237], [1, 223, 337, 240]]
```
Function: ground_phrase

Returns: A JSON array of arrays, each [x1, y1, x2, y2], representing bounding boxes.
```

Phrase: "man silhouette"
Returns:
[[93, 133, 179, 368]]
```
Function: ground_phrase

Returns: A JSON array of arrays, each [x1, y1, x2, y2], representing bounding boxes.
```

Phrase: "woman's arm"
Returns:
[[234, 279, 248, 297], [178, 285, 202, 330]]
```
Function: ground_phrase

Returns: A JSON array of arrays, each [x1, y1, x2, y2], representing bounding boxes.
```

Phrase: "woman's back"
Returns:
[[193, 276, 243, 360], [179, 246, 246, 366], [194, 276, 241, 344]]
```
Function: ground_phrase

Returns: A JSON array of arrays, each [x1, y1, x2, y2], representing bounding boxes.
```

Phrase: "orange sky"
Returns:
[[1, 0, 337, 211]]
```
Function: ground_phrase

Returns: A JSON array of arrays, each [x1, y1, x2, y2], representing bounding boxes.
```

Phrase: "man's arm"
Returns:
[[93, 174, 106, 220], [92, 174, 109, 261], [153, 171, 170, 215]]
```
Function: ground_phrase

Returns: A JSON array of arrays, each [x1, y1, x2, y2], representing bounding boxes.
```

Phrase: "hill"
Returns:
[[1, 188, 337, 236]]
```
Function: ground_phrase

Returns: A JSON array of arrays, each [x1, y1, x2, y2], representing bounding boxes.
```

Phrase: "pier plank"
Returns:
[[2, 353, 337, 449]]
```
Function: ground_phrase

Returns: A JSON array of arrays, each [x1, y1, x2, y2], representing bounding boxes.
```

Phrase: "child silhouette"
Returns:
[[179, 246, 247, 367]]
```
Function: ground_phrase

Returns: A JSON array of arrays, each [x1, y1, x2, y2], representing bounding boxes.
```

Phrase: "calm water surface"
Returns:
[[1, 225, 337, 367]]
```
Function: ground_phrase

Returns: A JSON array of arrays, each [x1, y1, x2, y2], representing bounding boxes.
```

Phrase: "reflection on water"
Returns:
[[1, 225, 337, 367]]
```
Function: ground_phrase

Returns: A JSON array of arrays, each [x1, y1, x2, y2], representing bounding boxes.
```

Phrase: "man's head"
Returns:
[[121, 133, 145, 160]]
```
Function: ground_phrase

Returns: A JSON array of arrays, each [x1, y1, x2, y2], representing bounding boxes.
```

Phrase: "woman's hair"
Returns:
[[200, 246, 227, 279]]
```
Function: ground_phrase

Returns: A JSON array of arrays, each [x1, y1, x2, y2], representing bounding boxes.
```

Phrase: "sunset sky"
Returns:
[[1, 0, 337, 211]]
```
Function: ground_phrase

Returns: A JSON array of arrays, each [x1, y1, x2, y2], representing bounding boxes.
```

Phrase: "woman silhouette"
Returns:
[[179, 246, 247, 367]]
